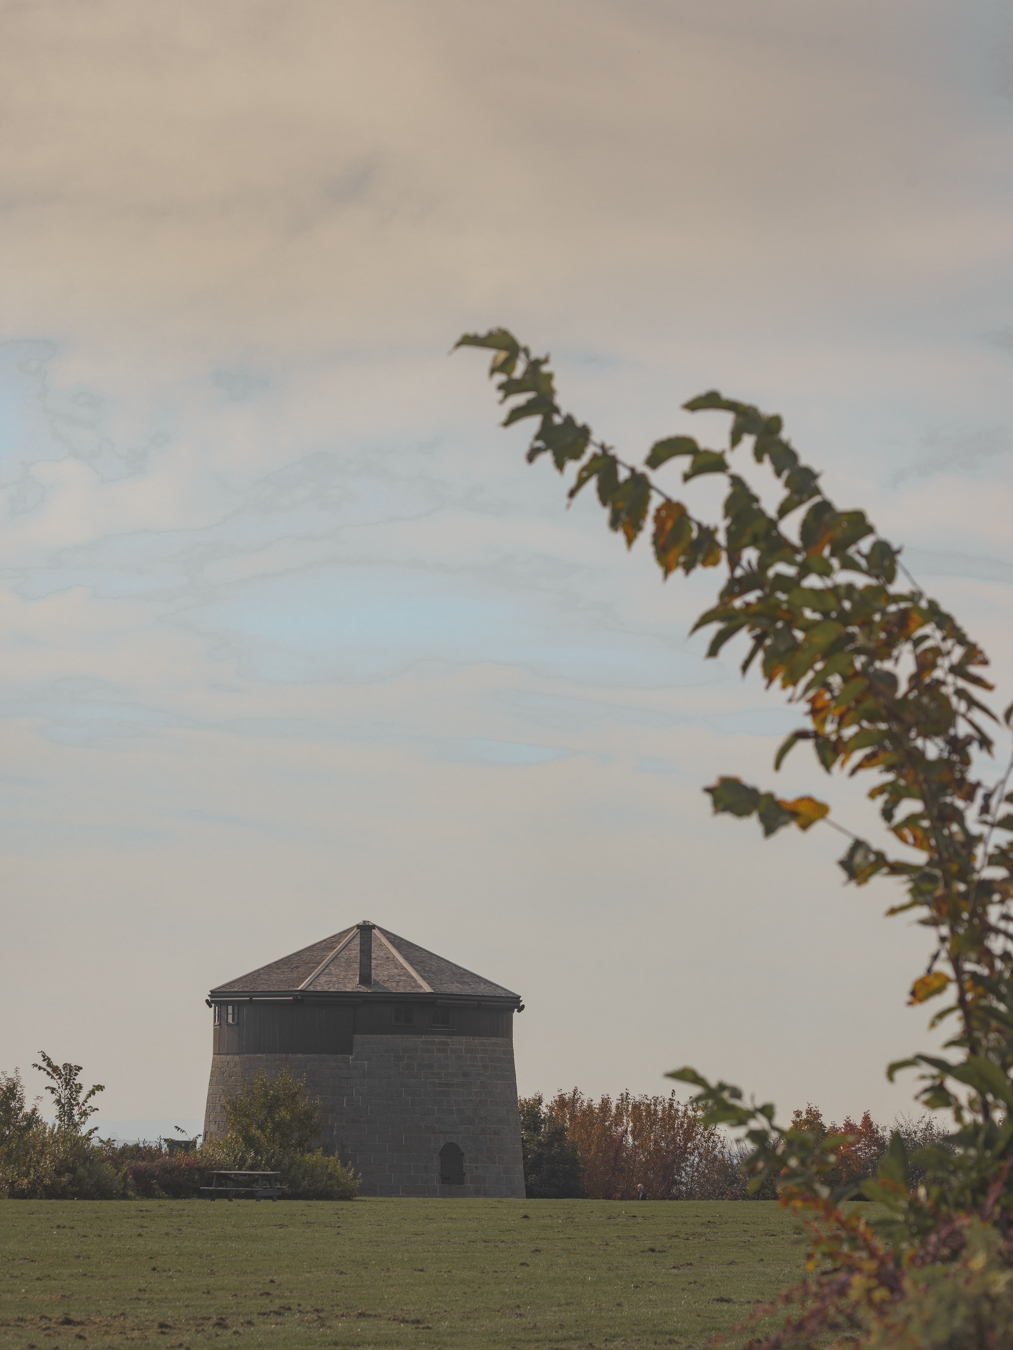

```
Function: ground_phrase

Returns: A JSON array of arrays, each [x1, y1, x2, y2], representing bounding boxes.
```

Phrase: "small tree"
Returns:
[[519, 1094, 585, 1198], [32, 1053, 104, 1134], [222, 1067, 321, 1156], [211, 1068, 358, 1200]]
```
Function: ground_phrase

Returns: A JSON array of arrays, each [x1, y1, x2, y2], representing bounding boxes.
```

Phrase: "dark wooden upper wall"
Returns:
[[211, 999, 514, 1056]]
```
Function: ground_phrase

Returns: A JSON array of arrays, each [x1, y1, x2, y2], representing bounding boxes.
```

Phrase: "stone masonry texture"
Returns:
[[203, 1034, 525, 1198]]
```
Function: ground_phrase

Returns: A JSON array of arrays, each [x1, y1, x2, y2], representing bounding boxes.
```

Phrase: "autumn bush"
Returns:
[[522, 1090, 941, 1204], [544, 1089, 734, 1200]]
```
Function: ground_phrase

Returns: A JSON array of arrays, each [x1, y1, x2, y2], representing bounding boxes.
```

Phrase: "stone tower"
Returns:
[[203, 921, 526, 1197]]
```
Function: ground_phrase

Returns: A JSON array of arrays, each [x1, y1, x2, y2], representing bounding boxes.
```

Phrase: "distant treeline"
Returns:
[[519, 1091, 948, 1201]]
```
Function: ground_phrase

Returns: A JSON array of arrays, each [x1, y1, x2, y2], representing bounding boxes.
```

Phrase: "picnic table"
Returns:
[[201, 1170, 286, 1201]]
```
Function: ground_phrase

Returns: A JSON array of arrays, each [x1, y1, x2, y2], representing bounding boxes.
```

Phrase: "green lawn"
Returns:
[[0, 1199, 806, 1349]]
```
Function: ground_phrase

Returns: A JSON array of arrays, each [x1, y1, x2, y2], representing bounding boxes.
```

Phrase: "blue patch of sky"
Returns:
[[703, 707, 803, 738], [0, 677, 189, 748], [178, 563, 723, 688]]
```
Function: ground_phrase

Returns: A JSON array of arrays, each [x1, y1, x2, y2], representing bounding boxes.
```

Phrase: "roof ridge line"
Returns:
[[375, 928, 433, 993], [298, 929, 358, 990]]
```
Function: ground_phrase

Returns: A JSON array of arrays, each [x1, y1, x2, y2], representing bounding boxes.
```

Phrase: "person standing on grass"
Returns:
[[637, 1183, 647, 1200]]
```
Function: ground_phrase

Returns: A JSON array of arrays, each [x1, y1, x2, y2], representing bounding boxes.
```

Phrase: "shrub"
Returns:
[[112, 1144, 204, 1199], [862, 1221, 1013, 1350], [1, 1122, 123, 1200], [0, 1060, 358, 1200], [275, 1150, 360, 1201]]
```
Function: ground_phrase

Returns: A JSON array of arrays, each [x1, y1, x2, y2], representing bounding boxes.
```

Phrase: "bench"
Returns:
[[200, 1170, 286, 1201]]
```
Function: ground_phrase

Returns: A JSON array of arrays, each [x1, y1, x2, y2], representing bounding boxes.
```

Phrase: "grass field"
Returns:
[[0, 1199, 807, 1349]]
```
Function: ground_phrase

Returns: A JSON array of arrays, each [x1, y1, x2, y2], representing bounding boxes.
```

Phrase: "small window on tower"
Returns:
[[431, 1006, 452, 1028], [213, 1004, 221, 1026], [226, 1004, 239, 1026], [392, 1005, 414, 1026]]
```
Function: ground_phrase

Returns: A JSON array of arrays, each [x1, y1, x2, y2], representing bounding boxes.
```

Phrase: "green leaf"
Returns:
[[886, 1057, 918, 1083], [534, 414, 591, 470], [801, 553, 833, 577], [832, 677, 869, 711], [568, 452, 616, 501], [842, 726, 890, 755], [787, 586, 837, 615], [866, 539, 897, 583], [754, 435, 797, 476], [945, 1056, 1013, 1110], [453, 329, 523, 378], [729, 407, 766, 447], [454, 328, 519, 353], [878, 1131, 911, 1190], [645, 436, 698, 468], [705, 616, 752, 658], [800, 498, 837, 553], [777, 465, 821, 518], [502, 392, 557, 426], [828, 510, 873, 556], [757, 792, 795, 837], [683, 450, 728, 480], [839, 838, 886, 884], [608, 472, 652, 546], [666, 1067, 711, 1089], [783, 620, 846, 683], [705, 777, 760, 818], [805, 651, 857, 692], [595, 456, 620, 507], [774, 729, 813, 771], [815, 735, 838, 770], [682, 390, 731, 412]]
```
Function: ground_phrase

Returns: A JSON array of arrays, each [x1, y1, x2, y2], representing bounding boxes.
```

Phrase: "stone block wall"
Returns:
[[203, 1033, 525, 1198]]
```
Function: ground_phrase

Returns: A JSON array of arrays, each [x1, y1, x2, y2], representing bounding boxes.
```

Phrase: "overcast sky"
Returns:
[[3, 0, 1013, 1136]]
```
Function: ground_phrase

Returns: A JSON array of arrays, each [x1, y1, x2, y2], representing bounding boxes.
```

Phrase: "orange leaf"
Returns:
[[652, 501, 692, 576], [778, 795, 830, 831]]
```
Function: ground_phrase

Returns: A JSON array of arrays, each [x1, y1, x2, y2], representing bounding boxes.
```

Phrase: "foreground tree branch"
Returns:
[[456, 328, 1013, 1344]]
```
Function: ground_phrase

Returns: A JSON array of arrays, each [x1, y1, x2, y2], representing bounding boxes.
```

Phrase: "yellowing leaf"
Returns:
[[908, 971, 950, 1005], [652, 500, 693, 576], [778, 795, 830, 830]]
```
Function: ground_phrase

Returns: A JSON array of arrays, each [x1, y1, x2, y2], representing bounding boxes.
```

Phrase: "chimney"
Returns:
[[357, 921, 375, 988]]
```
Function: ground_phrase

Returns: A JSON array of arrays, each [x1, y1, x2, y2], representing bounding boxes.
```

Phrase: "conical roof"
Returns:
[[210, 922, 519, 1000]]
